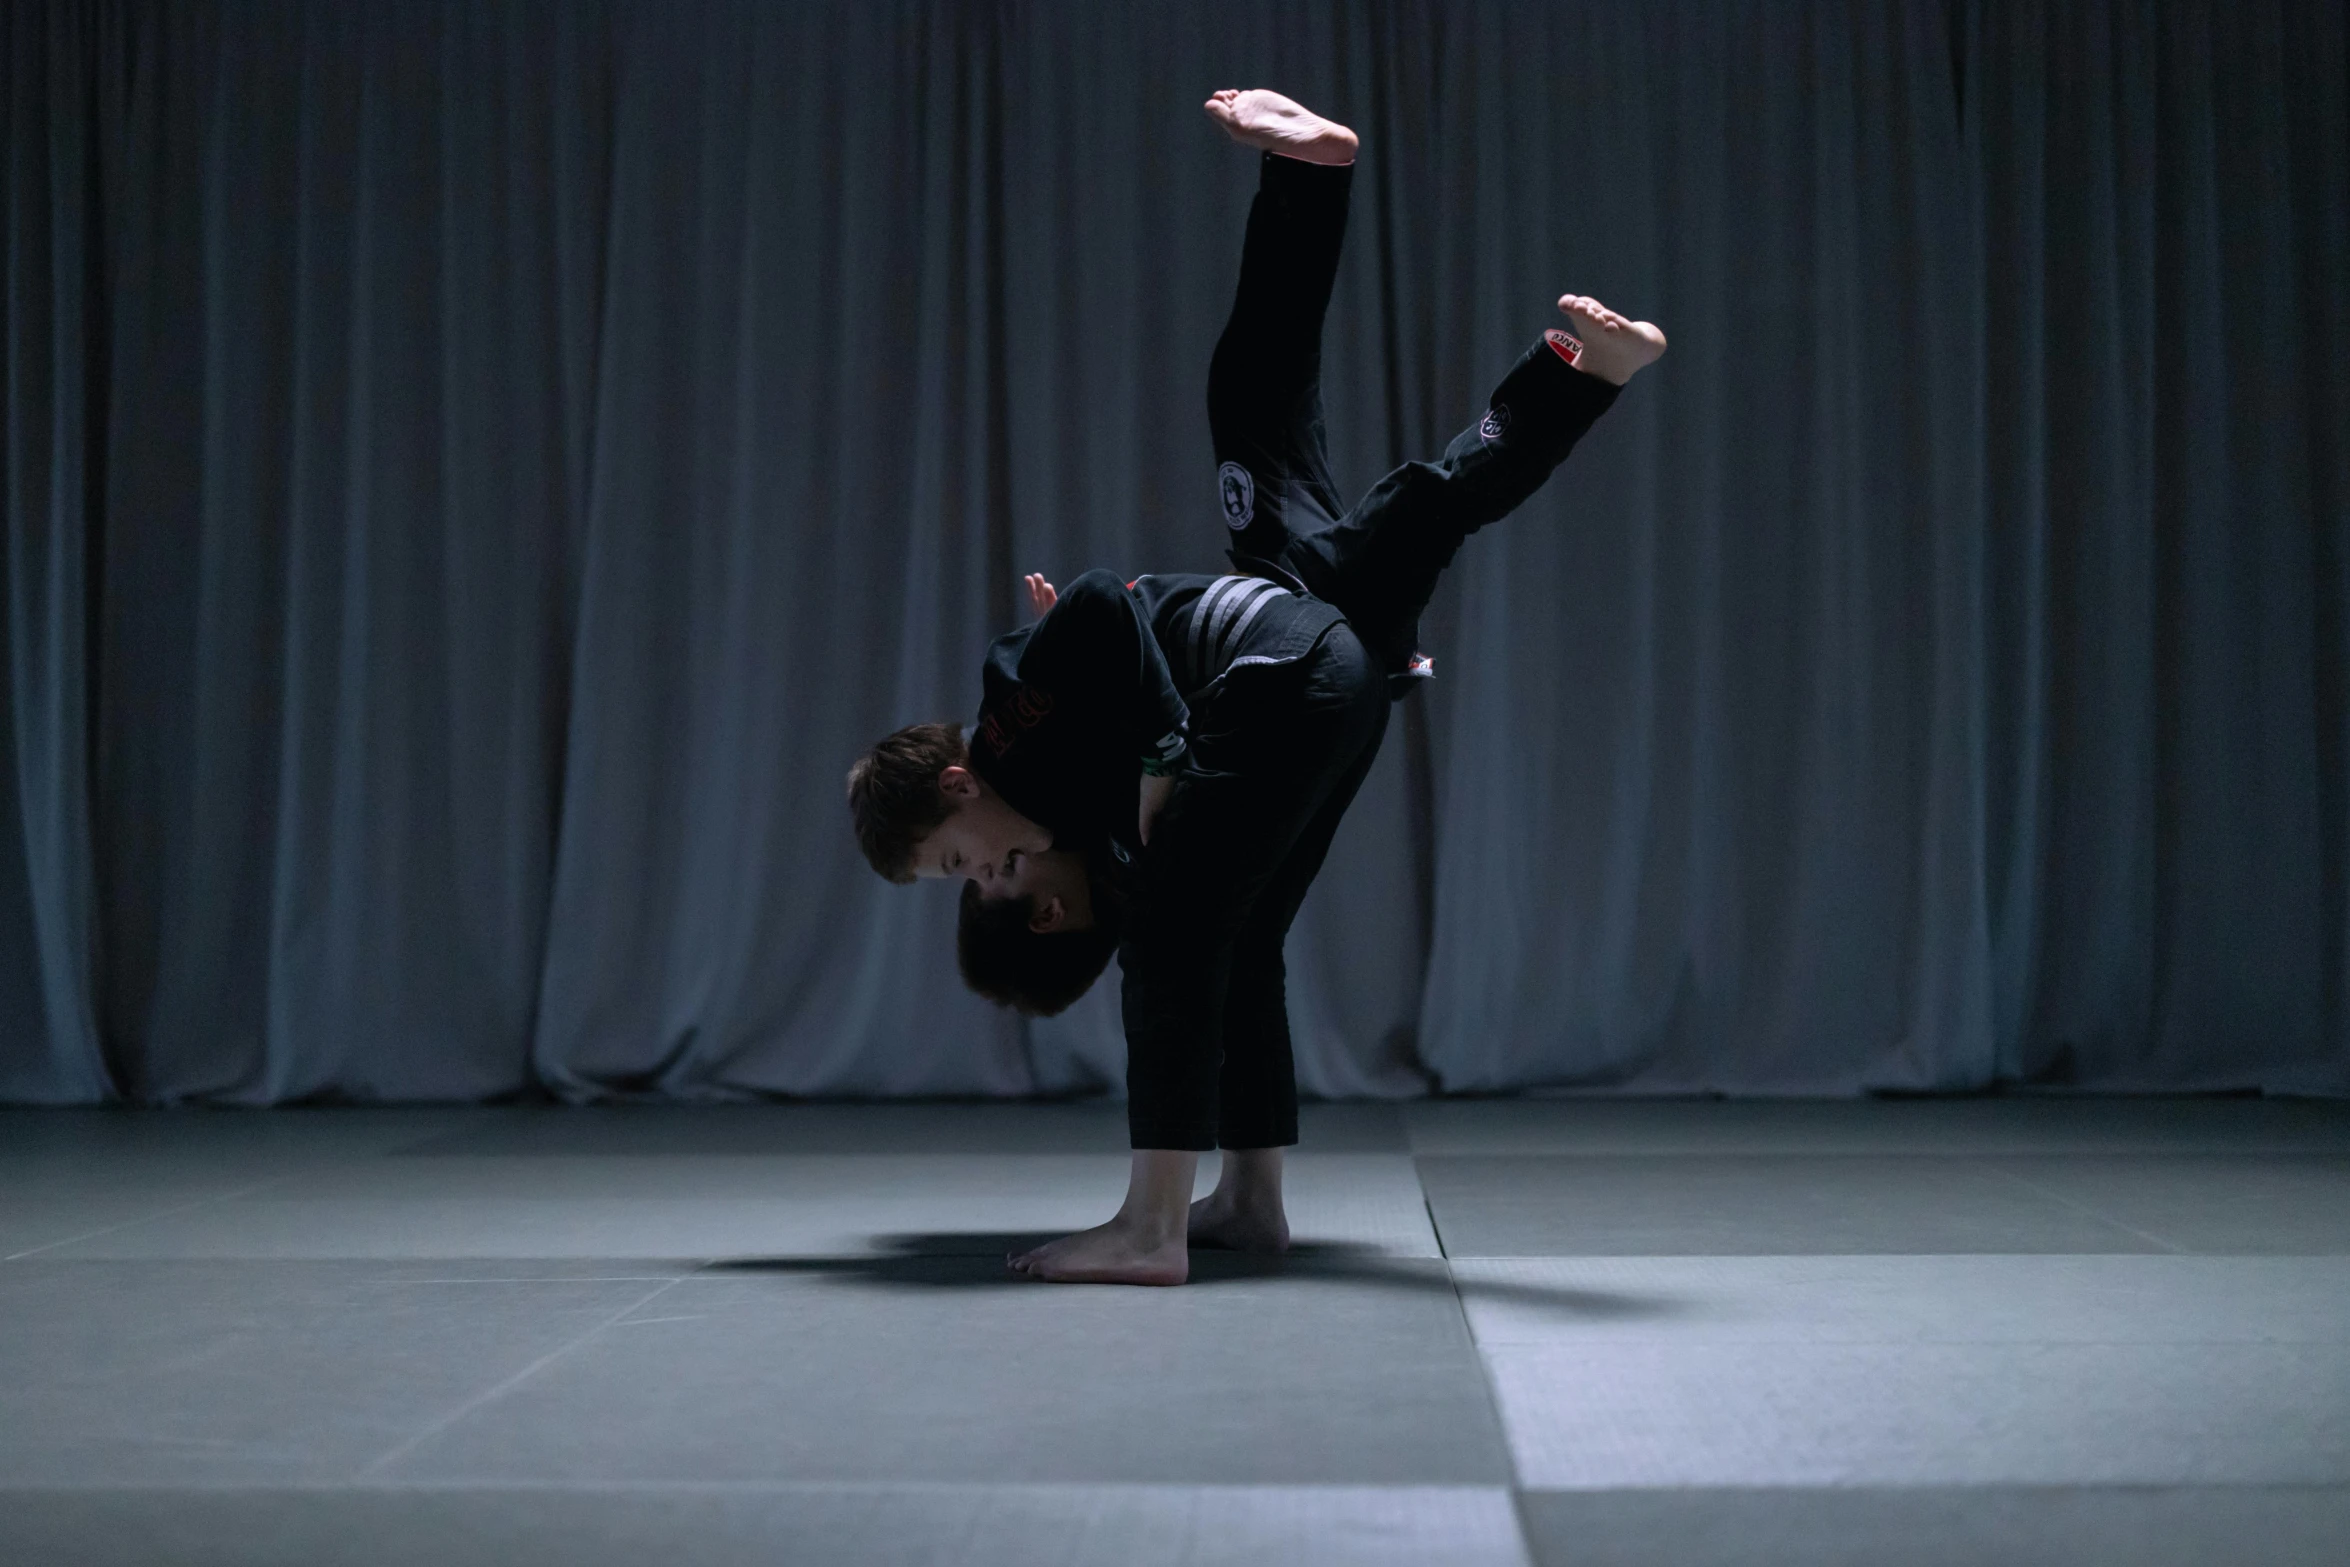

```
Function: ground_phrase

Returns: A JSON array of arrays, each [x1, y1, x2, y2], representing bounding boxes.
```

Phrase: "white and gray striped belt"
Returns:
[[1182, 574, 1291, 685]]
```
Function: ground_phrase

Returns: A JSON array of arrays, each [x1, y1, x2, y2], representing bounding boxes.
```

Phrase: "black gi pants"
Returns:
[[1122, 153, 1620, 1152]]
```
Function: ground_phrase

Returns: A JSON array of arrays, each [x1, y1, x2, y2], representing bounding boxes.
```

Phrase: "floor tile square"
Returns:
[[383, 1260, 1512, 1484], [1450, 1256, 2350, 1347], [1401, 1098, 2350, 1157], [0, 1109, 485, 1164], [38, 1153, 1437, 1260], [0, 1483, 1531, 1567], [386, 1102, 1408, 1159], [1991, 1156, 2350, 1253], [1517, 1486, 2350, 1567], [390, 1104, 1138, 1158], [1415, 1156, 2151, 1256], [1484, 1340, 2350, 1487], [0, 1262, 678, 1485], [1, 1188, 253, 1260]]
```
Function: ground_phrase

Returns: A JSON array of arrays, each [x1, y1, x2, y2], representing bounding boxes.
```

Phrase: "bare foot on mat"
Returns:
[[1186, 1188, 1291, 1254], [1008, 1217, 1190, 1286]]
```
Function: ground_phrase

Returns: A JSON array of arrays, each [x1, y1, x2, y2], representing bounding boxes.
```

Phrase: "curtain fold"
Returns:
[[1405, 0, 1994, 1092], [3, 0, 2343, 1104], [1973, 0, 2350, 1091]]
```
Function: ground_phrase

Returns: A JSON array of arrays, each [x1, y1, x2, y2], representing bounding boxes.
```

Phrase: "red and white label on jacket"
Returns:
[[1546, 328, 1583, 366]]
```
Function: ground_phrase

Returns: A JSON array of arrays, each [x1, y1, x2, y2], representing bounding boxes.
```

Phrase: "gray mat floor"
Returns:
[[3, 1098, 2347, 1565]]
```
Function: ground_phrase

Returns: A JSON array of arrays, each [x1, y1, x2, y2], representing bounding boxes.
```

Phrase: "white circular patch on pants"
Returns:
[[1218, 462, 1256, 529]]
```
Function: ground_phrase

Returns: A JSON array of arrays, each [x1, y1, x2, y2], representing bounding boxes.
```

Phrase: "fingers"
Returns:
[[1137, 773, 1174, 846], [1023, 573, 1058, 617]]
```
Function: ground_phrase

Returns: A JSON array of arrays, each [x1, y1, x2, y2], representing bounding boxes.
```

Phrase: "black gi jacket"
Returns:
[[965, 570, 1193, 865], [967, 566, 1343, 866], [1127, 566, 1346, 701]]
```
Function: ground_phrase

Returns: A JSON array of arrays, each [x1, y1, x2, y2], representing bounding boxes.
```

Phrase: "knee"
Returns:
[[1223, 935, 1288, 1006], [1322, 625, 1394, 727], [1207, 332, 1257, 407], [1207, 374, 1281, 443]]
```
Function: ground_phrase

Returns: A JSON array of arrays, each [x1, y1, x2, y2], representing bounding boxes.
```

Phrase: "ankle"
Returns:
[[1211, 1149, 1286, 1209], [1118, 1207, 1188, 1248], [1205, 1182, 1283, 1211]]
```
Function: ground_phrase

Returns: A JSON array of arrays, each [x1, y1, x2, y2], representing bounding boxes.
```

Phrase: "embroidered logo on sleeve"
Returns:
[[977, 684, 1055, 759], [1546, 328, 1583, 366], [1217, 462, 1256, 530], [1479, 404, 1512, 442]]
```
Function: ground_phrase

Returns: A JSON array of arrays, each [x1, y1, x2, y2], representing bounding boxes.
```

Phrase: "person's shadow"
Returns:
[[706, 1233, 1684, 1321]]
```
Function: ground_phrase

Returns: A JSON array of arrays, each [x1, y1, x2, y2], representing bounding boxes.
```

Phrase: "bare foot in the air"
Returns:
[[1555, 294, 1667, 386], [1008, 1216, 1189, 1286], [1204, 89, 1358, 166], [1187, 1188, 1291, 1254]]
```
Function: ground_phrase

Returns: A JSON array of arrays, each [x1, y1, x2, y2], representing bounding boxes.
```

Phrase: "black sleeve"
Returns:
[[1018, 570, 1192, 775], [1457, 329, 1621, 475]]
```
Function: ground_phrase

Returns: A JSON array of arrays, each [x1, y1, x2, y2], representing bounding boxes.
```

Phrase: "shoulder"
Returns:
[[1027, 570, 1141, 644], [1055, 569, 1133, 608]]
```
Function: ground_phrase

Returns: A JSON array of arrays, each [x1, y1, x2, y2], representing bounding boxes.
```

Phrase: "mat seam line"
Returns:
[[355, 1272, 695, 1479], [2, 1177, 291, 1261]]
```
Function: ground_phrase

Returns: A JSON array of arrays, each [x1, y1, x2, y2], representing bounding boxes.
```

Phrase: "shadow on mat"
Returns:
[[704, 1235, 1683, 1318]]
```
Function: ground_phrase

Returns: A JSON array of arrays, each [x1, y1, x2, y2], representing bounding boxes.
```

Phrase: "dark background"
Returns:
[[3, 0, 2343, 1104]]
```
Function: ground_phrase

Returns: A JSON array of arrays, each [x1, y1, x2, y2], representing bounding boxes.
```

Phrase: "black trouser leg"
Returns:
[[1283, 335, 1623, 670], [1133, 152, 1364, 1153], [1120, 624, 1389, 1150], [1213, 722, 1386, 1149], [1208, 154, 1353, 561]]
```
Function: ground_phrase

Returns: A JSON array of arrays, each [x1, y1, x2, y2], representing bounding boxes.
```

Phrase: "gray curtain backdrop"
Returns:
[[4, 0, 2343, 1104]]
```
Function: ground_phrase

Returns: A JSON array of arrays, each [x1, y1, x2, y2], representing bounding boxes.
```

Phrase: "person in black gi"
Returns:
[[845, 88, 1665, 1283]]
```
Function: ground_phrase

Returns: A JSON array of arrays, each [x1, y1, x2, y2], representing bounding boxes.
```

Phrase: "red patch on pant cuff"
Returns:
[[1546, 329, 1583, 366]]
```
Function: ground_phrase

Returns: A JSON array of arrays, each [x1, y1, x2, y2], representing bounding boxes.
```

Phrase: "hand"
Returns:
[[1024, 573, 1058, 619], [1138, 773, 1176, 847]]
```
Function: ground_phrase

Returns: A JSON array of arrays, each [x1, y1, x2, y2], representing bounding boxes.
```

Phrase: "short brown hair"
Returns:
[[957, 880, 1122, 1016], [846, 722, 968, 883]]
